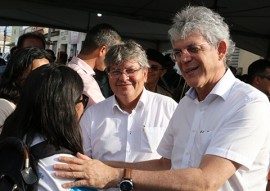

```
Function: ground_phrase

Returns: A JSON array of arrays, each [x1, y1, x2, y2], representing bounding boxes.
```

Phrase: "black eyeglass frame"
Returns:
[[107, 67, 142, 79], [75, 94, 89, 109]]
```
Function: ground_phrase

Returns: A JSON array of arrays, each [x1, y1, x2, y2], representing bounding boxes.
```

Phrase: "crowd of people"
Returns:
[[0, 5, 270, 191]]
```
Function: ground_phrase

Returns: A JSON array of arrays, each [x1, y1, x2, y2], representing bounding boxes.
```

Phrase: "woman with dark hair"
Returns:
[[0, 47, 51, 129], [0, 64, 93, 190]]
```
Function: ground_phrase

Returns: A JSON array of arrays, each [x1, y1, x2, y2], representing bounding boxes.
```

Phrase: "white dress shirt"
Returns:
[[68, 57, 105, 108], [157, 69, 270, 191], [80, 89, 177, 162]]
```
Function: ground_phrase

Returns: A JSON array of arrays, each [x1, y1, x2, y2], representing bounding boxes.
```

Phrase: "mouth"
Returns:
[[184, 66, 199, 75], [116, 83, 132, 86]]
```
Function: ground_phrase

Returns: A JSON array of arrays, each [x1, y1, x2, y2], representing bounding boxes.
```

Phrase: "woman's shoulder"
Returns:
[[0, 98, 16, 109]]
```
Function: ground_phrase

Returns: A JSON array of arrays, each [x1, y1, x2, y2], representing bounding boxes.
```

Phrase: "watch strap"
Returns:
[[123, 168, 132, 180]]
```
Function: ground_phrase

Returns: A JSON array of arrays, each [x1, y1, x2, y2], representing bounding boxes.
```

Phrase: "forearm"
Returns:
[[103, 157, 171, 171], [132, 168, 211, 191]]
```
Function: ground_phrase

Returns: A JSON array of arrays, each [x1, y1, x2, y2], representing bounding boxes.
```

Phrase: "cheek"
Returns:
[[75, 104, 84, 121]]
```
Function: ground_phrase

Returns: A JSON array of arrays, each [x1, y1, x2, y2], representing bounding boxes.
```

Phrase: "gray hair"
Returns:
[[168, 6, 235, 65], [104, 40, 149, 70]]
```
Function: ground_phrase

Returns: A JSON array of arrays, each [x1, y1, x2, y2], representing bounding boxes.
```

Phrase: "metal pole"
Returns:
[[3, 26, 7, 53]]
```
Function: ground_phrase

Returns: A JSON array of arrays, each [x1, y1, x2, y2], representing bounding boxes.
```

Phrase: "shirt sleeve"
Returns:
[[206, 97, 270, 169]]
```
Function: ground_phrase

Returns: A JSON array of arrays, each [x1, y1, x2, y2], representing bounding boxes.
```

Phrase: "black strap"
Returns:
[[30, 141, 74, 160]]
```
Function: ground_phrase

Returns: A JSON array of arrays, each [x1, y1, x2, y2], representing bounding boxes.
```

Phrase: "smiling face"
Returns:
[[146, 60, 166, 85], [172, 34, 227, 100], [108, 61, 147, 105]]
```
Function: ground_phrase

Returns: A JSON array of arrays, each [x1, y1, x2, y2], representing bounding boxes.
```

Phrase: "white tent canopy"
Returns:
[[0, 0, 270, 58]]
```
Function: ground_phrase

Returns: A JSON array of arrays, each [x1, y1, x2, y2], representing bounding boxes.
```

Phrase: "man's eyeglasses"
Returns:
[[75, 94, 89, 109], [170, 43, 208, 62], [148, 65, 164, 72], [108, 67, 142, 79]]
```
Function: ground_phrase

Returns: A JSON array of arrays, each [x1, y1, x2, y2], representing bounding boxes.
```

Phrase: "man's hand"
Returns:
[[53, 152, 122, 189]]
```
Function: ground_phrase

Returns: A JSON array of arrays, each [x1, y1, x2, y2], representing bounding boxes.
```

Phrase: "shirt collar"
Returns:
[[111, 88, 147, 114], [70, 56, 95, 75], [186, 69, 236, 101]]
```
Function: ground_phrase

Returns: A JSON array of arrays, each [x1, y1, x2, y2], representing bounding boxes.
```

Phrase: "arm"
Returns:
[[54, 153, 240, 190], [131, 155, 241, 191], [103, 157, 171, 171]]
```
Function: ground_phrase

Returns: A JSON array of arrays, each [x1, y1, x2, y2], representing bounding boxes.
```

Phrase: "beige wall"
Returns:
[[238, 49, 262, 75]]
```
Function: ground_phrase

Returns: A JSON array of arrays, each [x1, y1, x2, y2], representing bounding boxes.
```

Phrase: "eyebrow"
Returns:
[[172, 42, 200, 51]]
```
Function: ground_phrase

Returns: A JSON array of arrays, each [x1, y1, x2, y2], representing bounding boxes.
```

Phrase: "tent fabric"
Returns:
[[0, 0, 270, 58]]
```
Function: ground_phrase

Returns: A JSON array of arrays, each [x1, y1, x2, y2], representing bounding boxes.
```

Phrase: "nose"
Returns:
[[179, 54, 192, 64], [118, 71, 129, 80]]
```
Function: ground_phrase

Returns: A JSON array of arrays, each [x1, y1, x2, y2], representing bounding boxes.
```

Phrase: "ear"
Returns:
[[253, 75, 262, 85], [217, 40, 227, 60], [143, 67, 148, 82], [98, 46, 107, 57]]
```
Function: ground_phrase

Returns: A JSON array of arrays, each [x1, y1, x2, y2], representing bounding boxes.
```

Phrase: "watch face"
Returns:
[[119, 180, 133, 191]]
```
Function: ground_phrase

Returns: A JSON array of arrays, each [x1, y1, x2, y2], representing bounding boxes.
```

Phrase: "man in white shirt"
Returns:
[[54, 6, 270, 191], [68, 23, 121, 108], [79, 40, 177, 191]]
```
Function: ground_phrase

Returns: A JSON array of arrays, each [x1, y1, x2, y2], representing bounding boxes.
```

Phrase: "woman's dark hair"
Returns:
[[0, 64, 84, 153], [0, 47, 52, 104]]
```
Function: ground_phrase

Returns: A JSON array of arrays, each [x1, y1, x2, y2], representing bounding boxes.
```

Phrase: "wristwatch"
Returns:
[[118, 168, 133, 191]]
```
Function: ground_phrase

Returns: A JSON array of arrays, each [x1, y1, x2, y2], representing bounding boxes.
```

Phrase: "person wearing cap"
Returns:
[[145, 48, 173, 97], [247, 59, 270, 100]]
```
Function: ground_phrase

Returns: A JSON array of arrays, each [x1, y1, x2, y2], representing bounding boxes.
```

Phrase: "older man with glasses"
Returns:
[[59, 40, 177, 191], [54, 6, 270, 191]]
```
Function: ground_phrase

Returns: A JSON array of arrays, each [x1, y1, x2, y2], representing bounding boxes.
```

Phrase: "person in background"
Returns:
[[56, 51, 68, 65], [46, 49, 56, 63], [79, 40, 177, 191], [163, 53, 189, 102], [68, 23, 121, 108], [0, 47, 51, 132], [145, 48, 173, 98], [247, 59, 270, 99], [0, 58, 6, 66], [247, 59, 270, 191], [54, 6, 270, 191], [0, 58, 6, 78], [93, 68, 113, 98], [0, 64, 96, 191], [229, 65, 237, 76], [16, 32, 46, 49], [10, 46, 18, 55], [237, 73, 248, 83]]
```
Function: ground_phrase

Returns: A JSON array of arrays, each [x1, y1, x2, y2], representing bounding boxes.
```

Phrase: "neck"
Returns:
[[145, 82, 157, 92], [196, 67, 227, 101], [78, 53, 96, 69], [95, 64, 106, 71], [116, 92, 142, 114]]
